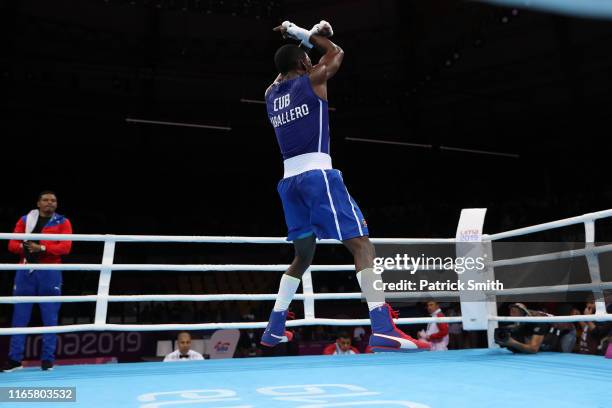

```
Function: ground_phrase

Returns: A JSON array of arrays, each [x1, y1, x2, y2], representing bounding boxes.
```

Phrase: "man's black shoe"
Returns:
[[41, 360, 54, 371], [1, 359, 23, 373]]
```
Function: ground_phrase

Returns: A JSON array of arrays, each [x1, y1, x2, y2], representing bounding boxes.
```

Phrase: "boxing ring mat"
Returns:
[[1, 349, 610, 407]]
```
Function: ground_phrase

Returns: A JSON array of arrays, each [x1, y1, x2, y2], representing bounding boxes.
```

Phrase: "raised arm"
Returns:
[[308, 35, 344, 86], [272, 21, 343, 99]]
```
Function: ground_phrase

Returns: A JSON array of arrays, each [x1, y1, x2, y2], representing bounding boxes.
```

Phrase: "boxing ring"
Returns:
[[0, 208, 611, 407], [0, 349, 610, 407]]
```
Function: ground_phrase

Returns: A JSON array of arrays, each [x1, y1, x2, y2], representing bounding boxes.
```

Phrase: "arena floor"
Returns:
[[1, 348, 610, 407]]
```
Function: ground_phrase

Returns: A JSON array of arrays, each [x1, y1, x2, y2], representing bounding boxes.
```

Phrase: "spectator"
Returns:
[[554, 304, 577, 353], [571, 306, 584, 353], [576, 302, 611, 355], [163, 332, 204, 362], [495, 303, 558, 354], [418, 301, 449, 351], [322, 331, 360, 355], [2, 191, 72, 373]]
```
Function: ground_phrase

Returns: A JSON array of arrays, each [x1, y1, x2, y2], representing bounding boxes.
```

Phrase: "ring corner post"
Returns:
[[455, 208, 498, 348], [584, 220, 606, 315]]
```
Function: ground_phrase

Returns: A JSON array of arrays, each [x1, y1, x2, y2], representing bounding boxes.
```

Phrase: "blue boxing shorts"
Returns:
[[277, 169, 369, 241]]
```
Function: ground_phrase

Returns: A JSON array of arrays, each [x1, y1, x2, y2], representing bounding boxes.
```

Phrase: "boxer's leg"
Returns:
[[262, 174, 315, 347], [317, 169, 430, 352]]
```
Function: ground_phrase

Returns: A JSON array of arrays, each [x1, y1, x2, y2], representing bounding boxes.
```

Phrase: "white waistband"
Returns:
[[283, 152, 333, 178]]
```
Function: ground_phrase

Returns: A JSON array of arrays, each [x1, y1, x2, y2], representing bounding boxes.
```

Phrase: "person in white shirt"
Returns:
[[163, 332, 204, 362]]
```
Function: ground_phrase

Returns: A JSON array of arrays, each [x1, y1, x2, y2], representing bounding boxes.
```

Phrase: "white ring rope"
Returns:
[[0, 290, 466, 305], [491, 243, 612, 268], [488, 282, 612, 296], [0, 209, 611, 337], [0, 317, 465, 336], [492, 315, 612, 323], [482, 209, 612, 241], [0, 264, 356, 272], [6, 282, 610, 305], [0, 264, 444, 272], [2, 313, 609, 335], [0, 233, 454, 244]]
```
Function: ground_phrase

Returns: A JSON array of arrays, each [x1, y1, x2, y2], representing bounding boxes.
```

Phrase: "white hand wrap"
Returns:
[[310, 20, 334, 38], [282, 21, 313, 49]]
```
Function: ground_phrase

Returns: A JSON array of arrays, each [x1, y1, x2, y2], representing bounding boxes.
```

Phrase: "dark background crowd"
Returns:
[[1, 0, 612, 361]]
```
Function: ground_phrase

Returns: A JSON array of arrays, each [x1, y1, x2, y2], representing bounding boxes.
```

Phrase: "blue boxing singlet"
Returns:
[[265, 74, 331, 178]]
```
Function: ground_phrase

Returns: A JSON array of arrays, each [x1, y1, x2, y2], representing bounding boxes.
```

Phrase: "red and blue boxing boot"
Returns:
[[260, 310, 294, 347], [369, 304, 431, 352]]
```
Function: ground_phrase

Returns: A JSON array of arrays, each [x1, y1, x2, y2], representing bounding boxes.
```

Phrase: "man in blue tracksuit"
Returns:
[[2, 191, 72, 372]]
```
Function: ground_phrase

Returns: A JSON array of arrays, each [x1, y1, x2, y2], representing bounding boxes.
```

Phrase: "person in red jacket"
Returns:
[[418, 301, 449, 351], [322, 331, 360, 355], [2, 191, 72, 373]]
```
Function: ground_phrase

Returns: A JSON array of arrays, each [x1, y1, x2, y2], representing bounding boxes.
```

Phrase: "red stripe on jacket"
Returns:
[[429, 312, 449, 341]]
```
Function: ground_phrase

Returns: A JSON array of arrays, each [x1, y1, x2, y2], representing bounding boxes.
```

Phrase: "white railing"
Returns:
[[481, 208, 612, 346], [0, 234, 455, 335], [0, 209, 610, 340]]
